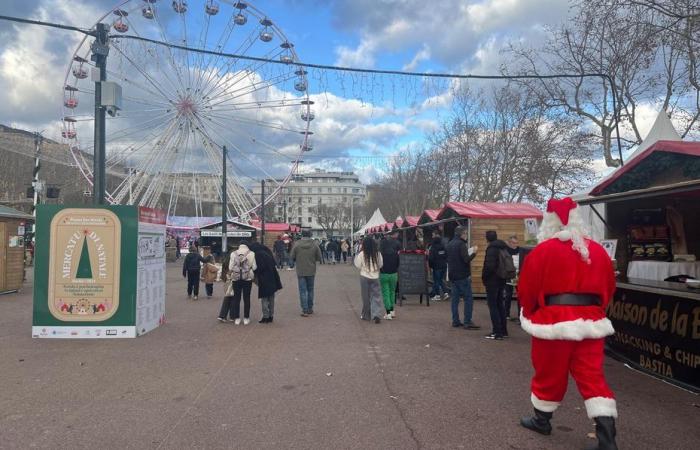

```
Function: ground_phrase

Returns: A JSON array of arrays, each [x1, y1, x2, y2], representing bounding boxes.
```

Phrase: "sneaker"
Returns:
[[464, 322, 481, 330], [300, 313, 309, 317], [243, 318, 250, 325], [234, 318, 241, 325], [484, 334, 504, 340], [193, 296, 198, 300], [430, 295, 440, 302], [187, 295, 192, 299], [390, 310, 396, 318], [442, 293, 450, 300], [374, 317, 381, 324], [286, 268, 293, 271], [506, 316, 512, 320], [452, 322, 463, 328], [217, 317, 226, 322], [308, 310, 314, 315], [383, 313, 393, 320]]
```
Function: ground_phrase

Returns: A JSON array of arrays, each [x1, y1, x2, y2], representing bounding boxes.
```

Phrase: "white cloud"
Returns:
[[402, 44, 431, 71]]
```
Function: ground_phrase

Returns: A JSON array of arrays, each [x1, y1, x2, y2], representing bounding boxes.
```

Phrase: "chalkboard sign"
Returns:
[[398, 252, 428, 295]]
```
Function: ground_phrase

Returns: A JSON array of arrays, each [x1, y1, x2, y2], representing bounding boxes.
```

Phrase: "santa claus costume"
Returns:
[[518, 197, 618, 450]]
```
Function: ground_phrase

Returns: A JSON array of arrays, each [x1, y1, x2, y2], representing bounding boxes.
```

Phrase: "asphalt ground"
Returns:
[[1, 262, 698, 449]]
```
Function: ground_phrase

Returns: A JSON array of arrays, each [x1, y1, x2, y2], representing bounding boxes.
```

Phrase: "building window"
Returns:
[[308, 217, 312, 223], [343, 188, 347, 193], [353, 188, 359, 194], [327, 187, 332, 193], [298, 217, 303, 224]]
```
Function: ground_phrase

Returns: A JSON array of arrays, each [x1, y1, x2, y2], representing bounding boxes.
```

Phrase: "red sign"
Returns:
[[138, 207, 166, 225]]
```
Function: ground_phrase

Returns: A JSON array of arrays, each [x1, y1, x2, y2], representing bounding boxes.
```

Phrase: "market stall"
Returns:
[[434, 202, 542, 296], [417, 208, 443, 239], [580, 139, 700, 392], [198, 220, 257, 258], [0, 205, 32, 294]]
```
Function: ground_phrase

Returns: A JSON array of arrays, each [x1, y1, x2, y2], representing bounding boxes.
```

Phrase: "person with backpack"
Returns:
[[182, 245, 205, 300], [482, 230, 515, 340], [201, 255, 218, 298], [428, 233, 448, 302], [224, 242, 257, 325]]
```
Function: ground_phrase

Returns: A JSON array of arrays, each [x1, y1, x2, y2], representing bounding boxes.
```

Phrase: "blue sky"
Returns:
[[1, 0, 657, 187]]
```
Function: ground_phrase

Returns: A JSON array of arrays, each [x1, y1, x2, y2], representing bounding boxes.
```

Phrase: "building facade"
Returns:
[[252, 169, 367, 237]]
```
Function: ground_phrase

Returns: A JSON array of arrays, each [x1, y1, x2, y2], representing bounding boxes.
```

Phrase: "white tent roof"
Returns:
[[590, 111, 682, 195], [627, 110, 682, 161], [355, 208, 387, 235]]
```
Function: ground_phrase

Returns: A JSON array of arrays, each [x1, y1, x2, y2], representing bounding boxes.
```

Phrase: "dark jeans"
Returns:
[[219, 296, 234, 320], [232, 280, 253, 319], [504, 284, 517, 317], [205, 283, 213, 297], [342, 251, 348, 262], [187, 270, 200, 296], [298, 275, 315, 313], [430, 269, 446, 296], [450, 277, 474, 325], [486, 282, 507, 336]]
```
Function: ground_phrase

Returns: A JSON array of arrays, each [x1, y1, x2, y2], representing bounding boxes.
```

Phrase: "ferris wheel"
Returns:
[[61, 0, 314, 219]]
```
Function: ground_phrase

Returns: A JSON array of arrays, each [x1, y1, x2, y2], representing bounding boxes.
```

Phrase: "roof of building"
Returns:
[[418, 209, 441, 224], [437, 202, 543, 220], [0, 205, 33, 220], [590, 140, 700, 196]]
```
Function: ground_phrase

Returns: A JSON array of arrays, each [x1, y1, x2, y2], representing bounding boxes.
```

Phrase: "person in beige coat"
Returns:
[[201, 256, 218, 298]]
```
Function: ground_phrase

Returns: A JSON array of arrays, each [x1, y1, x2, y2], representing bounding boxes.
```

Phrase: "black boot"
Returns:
[[258, 318, 269, 324], [268, 316, 273, 323], [585, 417, 618, 450], [520, 408, 553, 435]]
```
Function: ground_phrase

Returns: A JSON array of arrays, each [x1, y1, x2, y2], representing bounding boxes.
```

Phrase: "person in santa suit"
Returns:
[[518, 197, 618, 450]]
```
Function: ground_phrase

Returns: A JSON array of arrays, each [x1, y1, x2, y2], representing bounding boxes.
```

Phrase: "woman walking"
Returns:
[[341, 239, 350, 263], [221, 242, 256, 325], [249, 242, 283, 323], [354, 237, 384, 324], [201, 255, 218, 298]]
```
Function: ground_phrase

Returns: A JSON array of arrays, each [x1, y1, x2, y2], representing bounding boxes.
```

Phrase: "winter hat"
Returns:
[[546, 197, 578, 226]]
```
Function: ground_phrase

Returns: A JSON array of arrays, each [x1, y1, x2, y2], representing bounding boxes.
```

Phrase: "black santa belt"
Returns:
[[544, 293, 601, 306]]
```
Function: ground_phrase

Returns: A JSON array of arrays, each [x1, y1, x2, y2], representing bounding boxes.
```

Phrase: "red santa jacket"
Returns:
[[517, 237, 616, 341]]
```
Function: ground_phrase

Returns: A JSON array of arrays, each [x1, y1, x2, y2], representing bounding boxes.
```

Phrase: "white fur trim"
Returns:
[[531, 393, 560, 412], [520, 310, 615, 341], [584, 397, 618, 419], [555, 230, 572, 241]]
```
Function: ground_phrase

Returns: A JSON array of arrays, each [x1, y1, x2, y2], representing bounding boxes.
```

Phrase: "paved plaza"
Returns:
[[1, 263, 698, 449]]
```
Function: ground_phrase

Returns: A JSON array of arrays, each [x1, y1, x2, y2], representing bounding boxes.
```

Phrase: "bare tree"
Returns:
[[309, 203, 343, 237]]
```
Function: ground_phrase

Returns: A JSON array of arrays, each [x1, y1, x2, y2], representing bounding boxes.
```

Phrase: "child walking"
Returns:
[[354, 237, 384, 324], [201, 255, 218, 298]]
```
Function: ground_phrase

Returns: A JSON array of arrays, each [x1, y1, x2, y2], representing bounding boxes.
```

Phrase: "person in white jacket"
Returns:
[[354, 237, 384, 323]]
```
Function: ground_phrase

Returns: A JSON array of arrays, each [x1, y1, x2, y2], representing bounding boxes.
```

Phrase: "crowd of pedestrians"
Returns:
[[181, 228, 520, 335]]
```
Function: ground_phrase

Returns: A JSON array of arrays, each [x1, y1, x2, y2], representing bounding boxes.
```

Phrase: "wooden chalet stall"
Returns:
[[434, 202, 542, 296], [0, 205, 32, 294], [417, 209, 442, 238], [398, 216, 420, 249], [256, 222, 298, 249], [580, 139, 700, 392]]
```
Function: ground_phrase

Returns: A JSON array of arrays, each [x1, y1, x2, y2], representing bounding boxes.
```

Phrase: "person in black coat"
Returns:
[[249, 242, 283, 323], [482, 230, 509, 340], [182, 245, 205, 299], [428, 234, 448, 301]]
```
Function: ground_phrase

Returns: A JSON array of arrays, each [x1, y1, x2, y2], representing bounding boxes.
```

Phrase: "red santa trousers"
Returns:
[[530, 337, 617, 419]]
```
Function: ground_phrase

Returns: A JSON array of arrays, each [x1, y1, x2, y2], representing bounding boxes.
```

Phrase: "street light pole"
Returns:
[[221, 145, 227, 253], [260, 179, 266, 244], [91, 23, 109, 205]]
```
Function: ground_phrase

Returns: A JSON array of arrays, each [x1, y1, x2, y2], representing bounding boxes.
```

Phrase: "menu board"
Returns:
[[398, 252, 428, 295]]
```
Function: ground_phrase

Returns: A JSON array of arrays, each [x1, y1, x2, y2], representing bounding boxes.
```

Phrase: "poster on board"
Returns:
[[32, 205, 165, 339], [136, 207, 166, 336]]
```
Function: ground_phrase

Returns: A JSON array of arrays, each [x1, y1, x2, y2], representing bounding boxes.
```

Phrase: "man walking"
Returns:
[[379, 231, 401, 319], [482, 230, 512, 340], [290, 230, 322, 316], [182, 245, 204, 300], [273, 234, 287, 269], [446, 226, 480, 329]]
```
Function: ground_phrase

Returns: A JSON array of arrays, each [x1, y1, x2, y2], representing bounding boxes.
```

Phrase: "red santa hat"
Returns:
[[539, 196, 590, 261], [546, 197, 578, 225]]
